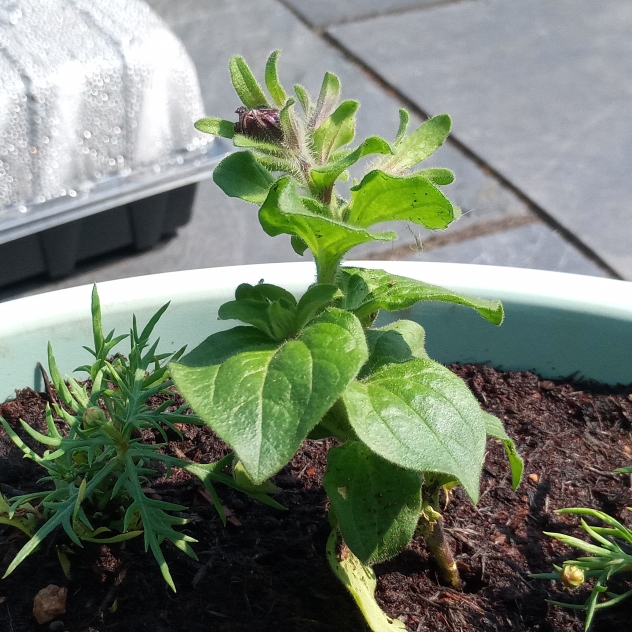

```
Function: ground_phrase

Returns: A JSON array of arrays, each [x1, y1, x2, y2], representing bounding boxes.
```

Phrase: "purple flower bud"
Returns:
[[234, 106, 283, 142]]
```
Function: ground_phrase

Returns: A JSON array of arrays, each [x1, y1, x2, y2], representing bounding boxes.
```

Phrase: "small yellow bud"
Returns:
[[561, 564, 584, 589], [83, 406, 107, 427]]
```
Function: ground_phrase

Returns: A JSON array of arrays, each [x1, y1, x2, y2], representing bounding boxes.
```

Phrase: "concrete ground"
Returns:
[[2, 0, 630, 301]]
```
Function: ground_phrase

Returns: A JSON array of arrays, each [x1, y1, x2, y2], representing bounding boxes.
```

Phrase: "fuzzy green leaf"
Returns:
[[379, 114, 451, 173], [171, 309, 368, 483], [482, 413, 523, 490], [229, 55, 270, 108], [258, 177, 396, 269], [279, 98, 299, 149], [194, 118, 235, 139], [311, 72, 341, 129], [264, 50, 287, 106], [213, 151, 275, 204], [339, 267, 504, 325], [347, 170, 458, 229], [324, 442, 421, 564], [235, 282, 297, 305], [394, 109, 410, 146], [310, 136, 392, 192], [294, 84, 311, 116], [313, 100, 359, 163], [295, 284, 340, 330], [416, 168, 455, 185], [360, 320, 428, 379], [233, 133, 287, 156], [343, 359, 488, 502], [218, 299, 280, 339], [178, 326, 276, 369]]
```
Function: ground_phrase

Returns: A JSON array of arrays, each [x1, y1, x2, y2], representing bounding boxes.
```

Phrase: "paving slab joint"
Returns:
[[278, 0, 472, 30], [305, 26, 621, 279]]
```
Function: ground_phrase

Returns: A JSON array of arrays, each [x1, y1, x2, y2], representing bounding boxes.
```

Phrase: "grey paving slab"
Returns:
[[148, 0, 539, 257], [400, 223, 609, 278], [282, 0, 439, 27], [2, 0, 544, 301], [329, 0, 632, 279]]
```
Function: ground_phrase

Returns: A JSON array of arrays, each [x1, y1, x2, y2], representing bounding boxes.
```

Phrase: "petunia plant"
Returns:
[[172, 51, 523, 630]]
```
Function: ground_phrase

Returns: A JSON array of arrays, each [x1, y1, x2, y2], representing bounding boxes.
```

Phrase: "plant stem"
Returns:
[[416, 485, 462, 591], [316, 254, 341, 286]]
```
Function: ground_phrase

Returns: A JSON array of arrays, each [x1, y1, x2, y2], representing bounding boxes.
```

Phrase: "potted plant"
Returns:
[[0, 52, 630, 632]]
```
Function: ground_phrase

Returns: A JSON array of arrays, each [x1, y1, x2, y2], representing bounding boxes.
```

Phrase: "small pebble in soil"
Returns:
[[32, 585, 67, 625]]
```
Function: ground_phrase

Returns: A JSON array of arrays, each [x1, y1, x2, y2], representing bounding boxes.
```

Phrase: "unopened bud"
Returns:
[[234, 106, 283, 142], [561, 564, 584, 589], [83, 406, 107, 427]]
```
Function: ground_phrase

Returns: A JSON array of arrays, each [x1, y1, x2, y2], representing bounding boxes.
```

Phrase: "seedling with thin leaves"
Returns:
[[0, 286, 279, 591], [532, 507, 632, 630], [174, 52, 522, 629]]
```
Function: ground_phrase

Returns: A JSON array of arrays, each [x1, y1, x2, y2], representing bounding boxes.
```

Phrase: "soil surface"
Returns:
[[1, 365, 631, 632]]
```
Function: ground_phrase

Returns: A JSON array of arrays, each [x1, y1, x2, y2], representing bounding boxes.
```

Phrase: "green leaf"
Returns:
[[379, 114, 451, 173], [310, 136, 392, 192], [295, 284, 340, 330], [268, 299, 298, 339], [194, 118, 235, 139], [294, 84, 311, 116], [343, 358, 488, 502], [308, 399, 356, 441], [394, 109, 410, 146], [340, 267, 504, 325], [213, 151, 275, 204], [311, 72, 341, 129], [229, 55, 270, 108], [235, 282, 297, 305], [91, 284, 104, 356], [326, 530, 406, 632], [346, 170, 458, 230], [291, 235, 308, 256], [360, 320, 428, 379], [178, 326, 276, 369], [313, 100, 359, 163], [416, 168, 455, 185], [279, 98, 299, 149], [123, 454, 197, 592], [258, 178, 396, 274], [233, 133, 287, 156], [3, 460, 118, 578], [218, 299, 279, 339], [264, 50, 287, 106], [171, 309, 368, 483], [233, 459, 281, 494], [324, 442, 421, 564], [482, 412, 523, 490]]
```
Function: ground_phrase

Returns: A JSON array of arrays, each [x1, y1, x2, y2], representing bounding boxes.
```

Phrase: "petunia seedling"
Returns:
[[174, 51, 522, 630]]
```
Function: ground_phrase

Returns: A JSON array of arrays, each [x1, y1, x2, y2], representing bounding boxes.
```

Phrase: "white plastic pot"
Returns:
[[1, 261, 631, 402]]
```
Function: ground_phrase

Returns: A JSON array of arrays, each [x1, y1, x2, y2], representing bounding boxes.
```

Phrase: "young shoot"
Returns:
[[0, 286, 279, 591]]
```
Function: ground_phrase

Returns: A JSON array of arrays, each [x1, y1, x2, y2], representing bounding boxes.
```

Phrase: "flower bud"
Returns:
[[83, 406, 107, 427], [234, 106, 283, 142], [561, 564, 584, 589]]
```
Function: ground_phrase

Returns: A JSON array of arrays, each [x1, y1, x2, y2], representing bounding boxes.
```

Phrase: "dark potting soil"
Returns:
[[1, 365, 631, 632]]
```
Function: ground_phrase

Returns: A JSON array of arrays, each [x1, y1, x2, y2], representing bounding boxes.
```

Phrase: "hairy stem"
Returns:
[[316, 254, 342, 286], [416, 485, 462, 591]]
